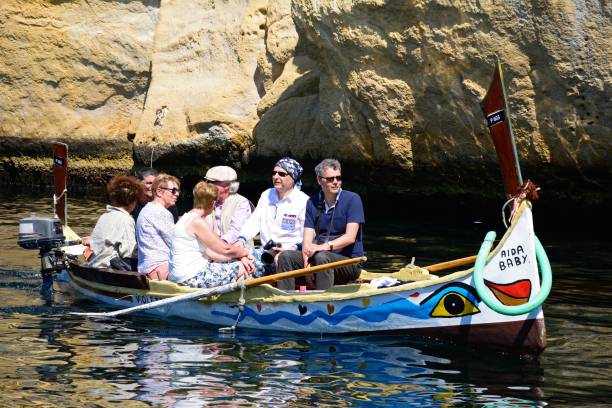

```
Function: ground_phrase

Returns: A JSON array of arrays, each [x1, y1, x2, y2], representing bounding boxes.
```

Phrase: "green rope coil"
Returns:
[[473, 231, 552, 316]]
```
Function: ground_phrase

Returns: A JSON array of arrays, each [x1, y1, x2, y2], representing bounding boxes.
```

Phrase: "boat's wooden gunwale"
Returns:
[[70, 266, 472, 305]]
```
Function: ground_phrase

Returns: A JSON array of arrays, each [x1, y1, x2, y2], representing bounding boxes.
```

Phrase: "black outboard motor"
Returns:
[[18, 215, 66, 292]]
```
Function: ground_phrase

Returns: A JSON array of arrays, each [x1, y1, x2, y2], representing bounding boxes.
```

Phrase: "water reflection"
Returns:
[[1, 309, 550, 407], [1, 191, 611, 406]]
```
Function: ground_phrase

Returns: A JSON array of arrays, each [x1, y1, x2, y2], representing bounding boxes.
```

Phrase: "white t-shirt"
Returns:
[[168, 212, 208, 283], [238, 187, 309, 249]]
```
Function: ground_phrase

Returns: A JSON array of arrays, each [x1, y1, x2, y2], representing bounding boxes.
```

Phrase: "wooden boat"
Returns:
[[64, 197, 548, 354], [21, 59, 552, 355]]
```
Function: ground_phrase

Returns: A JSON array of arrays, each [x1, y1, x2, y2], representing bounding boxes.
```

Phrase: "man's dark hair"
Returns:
[[135, 168, 159, 181]]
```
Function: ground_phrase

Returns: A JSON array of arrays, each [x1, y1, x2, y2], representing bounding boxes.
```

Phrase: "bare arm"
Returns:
[[326, 222, 359, 250], [204, 247, 232, 262], [302, 223, 359, 257], [191, 217, 249, 259], [301, 227, 317, 265]]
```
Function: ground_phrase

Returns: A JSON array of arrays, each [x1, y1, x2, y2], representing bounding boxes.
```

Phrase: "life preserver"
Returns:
[[473, 231, 552, 316]]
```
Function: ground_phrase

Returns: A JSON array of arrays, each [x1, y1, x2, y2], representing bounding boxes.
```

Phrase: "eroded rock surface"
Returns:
[[131, 0, 268, 173], [275, 0, 611, 183], [0, 0, 610, 200], [0, 0, 159, 183]]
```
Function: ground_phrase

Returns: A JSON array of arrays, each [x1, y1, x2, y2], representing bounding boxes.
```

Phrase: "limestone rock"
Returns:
[[0, 0, 159, 172], [0, 0, 610, 202], [256, 56, 319, 117], [288, 0, 611, 184], [132, 0, 268, 173], [266, 7, 299, 65]]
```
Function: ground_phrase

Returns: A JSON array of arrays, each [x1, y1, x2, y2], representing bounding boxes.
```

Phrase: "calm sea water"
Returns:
[[0, 190, 610, 407]]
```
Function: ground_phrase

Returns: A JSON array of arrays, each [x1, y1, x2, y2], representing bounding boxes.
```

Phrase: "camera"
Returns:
[[261, 239, 281, 264]]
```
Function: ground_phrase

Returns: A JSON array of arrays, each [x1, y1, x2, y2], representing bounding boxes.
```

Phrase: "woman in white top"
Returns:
[[169, 181, 255, 288], [89, 175, 143, 269]]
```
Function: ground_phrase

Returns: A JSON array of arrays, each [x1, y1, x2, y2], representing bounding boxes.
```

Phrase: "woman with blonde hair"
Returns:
[[168, 181, 255, 288]]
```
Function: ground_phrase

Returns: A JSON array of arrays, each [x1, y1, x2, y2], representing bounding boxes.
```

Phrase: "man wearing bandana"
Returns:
[[235, 157, 309, 275], [276, 158, 365, 290]]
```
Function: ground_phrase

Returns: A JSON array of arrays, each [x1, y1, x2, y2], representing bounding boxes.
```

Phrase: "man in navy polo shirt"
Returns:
[[277, 158, 365, 290]]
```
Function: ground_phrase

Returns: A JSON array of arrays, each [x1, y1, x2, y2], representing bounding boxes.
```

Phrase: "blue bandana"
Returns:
[[275, 157, 303, 190]]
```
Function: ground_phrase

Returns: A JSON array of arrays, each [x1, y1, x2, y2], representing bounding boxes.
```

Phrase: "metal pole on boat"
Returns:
[[496, 55, 523, 186]]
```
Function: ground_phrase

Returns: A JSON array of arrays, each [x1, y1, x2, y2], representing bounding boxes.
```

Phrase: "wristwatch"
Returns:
[[328, 241, 334, 251]]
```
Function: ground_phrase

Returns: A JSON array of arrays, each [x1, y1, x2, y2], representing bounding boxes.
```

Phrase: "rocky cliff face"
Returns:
[[0, 0, 159, 182], [1, 0, 610, 200]]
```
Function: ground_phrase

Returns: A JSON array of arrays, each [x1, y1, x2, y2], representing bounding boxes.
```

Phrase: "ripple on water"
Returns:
[[0, 192, 611, 406]]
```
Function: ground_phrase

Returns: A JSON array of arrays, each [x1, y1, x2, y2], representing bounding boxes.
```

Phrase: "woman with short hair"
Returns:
[[168, 181, 255, 288], [88, 175, 144, 269], [136, 173, 181, 280]]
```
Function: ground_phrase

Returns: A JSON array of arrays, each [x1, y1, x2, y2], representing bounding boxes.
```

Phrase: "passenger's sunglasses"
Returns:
[[272, 170, 289, 177], [320, 175, 342, 182], [160, 187, 180, 195]]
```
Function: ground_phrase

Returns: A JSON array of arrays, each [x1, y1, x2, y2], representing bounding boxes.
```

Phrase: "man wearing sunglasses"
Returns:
[[235, 157, 309, 275], [203, 166, 253, 245], [136, 173, 181, 281], [277, 158, 365, 290]]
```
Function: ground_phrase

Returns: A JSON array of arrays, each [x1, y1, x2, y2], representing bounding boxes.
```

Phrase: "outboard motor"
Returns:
[[18, 215, 66, 292]]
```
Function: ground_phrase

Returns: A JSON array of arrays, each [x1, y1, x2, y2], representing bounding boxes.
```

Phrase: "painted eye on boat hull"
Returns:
[[430, 292, 480, 317], [419, 283, 481, 318]]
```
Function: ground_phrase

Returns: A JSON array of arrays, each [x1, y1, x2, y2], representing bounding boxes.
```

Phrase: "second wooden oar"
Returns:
[[425, 255, 477, 273], [72, 256, 367, 318]]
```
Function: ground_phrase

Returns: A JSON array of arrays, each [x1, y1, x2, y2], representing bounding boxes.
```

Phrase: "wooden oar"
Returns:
[[425, 255, 477, 273], [244, 256, 366, 287], [72, 256, 367, 318]]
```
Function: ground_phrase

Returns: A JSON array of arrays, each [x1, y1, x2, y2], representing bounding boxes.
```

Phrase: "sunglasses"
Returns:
[[272, 170, 289, 177], [320, 175, 342, 182], [160, 187, 180, 195]]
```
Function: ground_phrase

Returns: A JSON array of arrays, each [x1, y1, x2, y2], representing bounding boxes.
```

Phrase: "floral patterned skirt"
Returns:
[[182, 260, 240, 289]]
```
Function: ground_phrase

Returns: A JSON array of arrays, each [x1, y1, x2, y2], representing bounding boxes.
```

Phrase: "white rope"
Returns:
[[219, 279, 247, 334], [501, 197, 514, 229], [404, 257, 417, 269], [53, 188, 68, 223], [53, 189, 67, 206]]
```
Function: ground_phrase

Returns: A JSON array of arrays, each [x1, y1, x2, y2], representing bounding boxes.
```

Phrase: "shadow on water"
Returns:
[[1, 191, 611, 406]]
